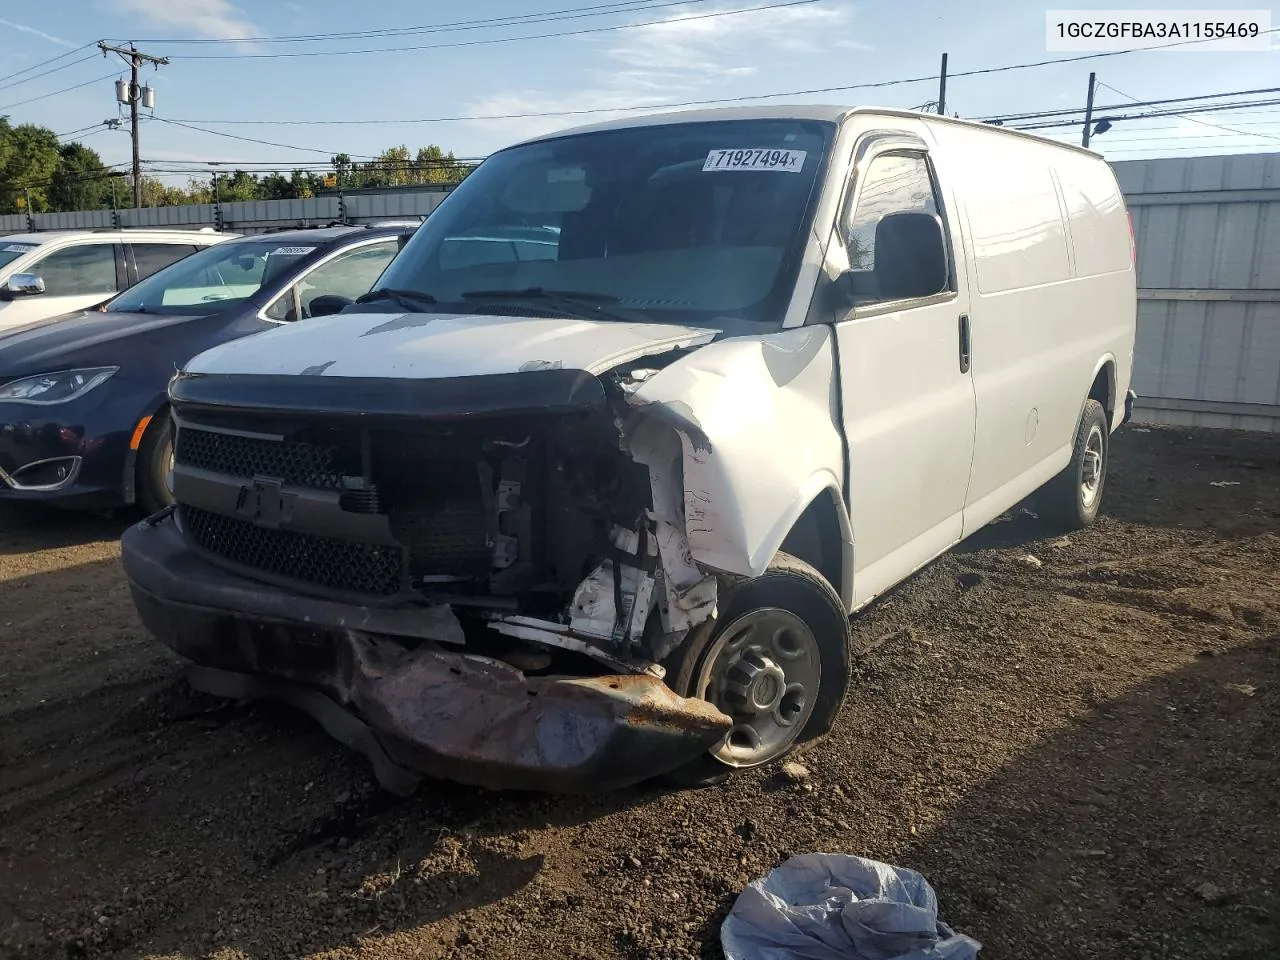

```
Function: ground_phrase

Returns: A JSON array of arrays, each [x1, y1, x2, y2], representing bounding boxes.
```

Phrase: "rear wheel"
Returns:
[[1036, 398, 1109, 530], [136, 411, 175, 516], [661, 552, 851, 787]]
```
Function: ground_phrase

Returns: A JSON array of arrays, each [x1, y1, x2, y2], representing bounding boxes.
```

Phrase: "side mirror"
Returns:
[[1, 273, 46, 300], [869, 212, 948, 301], [309, 294, 355, 317]]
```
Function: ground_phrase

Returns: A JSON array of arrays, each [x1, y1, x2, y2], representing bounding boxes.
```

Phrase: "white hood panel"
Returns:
[[186, 312, 717, 379]]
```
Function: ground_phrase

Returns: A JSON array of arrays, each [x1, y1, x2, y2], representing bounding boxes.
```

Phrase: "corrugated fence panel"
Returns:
[[1116, 151, 1280, 432], [345, 192, 447, 220], [220, 197, 342, 229], [117, 204, 217, 228], [0, 214, 30, 234], [32, 209, 115, 230]]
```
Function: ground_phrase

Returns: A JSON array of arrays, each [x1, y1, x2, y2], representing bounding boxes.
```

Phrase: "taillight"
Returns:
[[1126, 210, 1136, 266]]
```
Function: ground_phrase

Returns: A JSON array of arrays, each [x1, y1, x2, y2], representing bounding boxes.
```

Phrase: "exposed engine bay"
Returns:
[[167, 354, 721, 681]]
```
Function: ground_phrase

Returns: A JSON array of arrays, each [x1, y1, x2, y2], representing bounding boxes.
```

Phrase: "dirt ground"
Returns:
[[1, 424, 1278, 960]]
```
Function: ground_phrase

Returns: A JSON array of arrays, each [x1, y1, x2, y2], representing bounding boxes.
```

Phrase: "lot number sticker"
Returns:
[[3, 243, 37, 253], [270, 246, 316, 256], [703, 148, 806, 173]]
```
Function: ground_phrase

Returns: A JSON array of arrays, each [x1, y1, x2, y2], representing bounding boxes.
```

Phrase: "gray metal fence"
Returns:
[[5, 153, 1279, 431], [0, 188, 451, 235], [1114, 152, 1280, 432]]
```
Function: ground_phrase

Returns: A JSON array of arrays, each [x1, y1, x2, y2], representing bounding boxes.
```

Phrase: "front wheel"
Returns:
[[1036, 398, 1109, 530], [661, 552, 851, 787], [136, 411, 175, 516]]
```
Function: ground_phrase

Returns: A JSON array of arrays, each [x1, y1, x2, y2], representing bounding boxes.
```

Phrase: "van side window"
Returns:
[[844, 153, 941, 287]]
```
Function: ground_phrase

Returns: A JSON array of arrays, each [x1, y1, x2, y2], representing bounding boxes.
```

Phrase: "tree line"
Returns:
[[0, 117, 472, 215]]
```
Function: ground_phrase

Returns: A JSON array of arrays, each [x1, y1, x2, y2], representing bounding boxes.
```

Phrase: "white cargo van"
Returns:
[[122, 107, 1137, 794]]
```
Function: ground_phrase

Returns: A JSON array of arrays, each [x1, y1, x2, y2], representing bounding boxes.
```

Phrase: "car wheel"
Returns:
[[661, 552, 851, 787], [137, 410, 175, 516], [1036, 398, 1109, 530]]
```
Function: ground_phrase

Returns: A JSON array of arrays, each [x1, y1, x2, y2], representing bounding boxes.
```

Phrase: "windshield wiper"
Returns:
[[355, 287, 439, 313], [460, 287, 632, 323]]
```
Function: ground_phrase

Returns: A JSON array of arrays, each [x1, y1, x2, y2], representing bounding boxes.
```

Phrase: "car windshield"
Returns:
[[0, 241, 41, 272], [106, 239, 313, 315], [372, 118, 834, 326]]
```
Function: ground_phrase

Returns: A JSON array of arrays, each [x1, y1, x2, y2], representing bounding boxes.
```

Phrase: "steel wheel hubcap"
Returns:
[[165, 443, 176, 496], [1081, 425, 1104, 507], [697, 607, 821, 768]]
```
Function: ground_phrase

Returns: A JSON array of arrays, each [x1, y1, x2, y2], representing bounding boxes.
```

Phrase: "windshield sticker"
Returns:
[[269, 246, 316, 256], [3, 243, 38, 253], [703, 148, 807, 173]]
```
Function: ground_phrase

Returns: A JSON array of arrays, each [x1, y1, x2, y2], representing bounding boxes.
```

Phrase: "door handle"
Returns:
[[958, 314, 971, 374]]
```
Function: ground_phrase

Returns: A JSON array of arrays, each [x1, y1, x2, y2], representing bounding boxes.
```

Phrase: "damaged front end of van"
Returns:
[[120, 316, 847, 795]]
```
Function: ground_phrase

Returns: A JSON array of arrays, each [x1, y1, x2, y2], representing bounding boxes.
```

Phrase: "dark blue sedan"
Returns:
[[0, 224, 414, 512]]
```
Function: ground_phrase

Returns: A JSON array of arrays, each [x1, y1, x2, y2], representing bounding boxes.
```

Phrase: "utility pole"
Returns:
[[98, 42, 169, 208], [1082, 71, 1097, 148], [937, 53, 948, 115]]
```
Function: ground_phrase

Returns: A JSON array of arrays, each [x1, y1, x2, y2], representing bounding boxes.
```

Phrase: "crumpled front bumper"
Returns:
[[120, 513, 731, 795]]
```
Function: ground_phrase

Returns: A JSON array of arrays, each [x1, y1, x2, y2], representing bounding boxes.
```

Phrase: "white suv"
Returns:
[[0, 228, 236, 331]]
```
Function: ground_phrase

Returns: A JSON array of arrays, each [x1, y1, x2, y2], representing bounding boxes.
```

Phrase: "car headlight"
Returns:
[[0, 367, 118, 404]]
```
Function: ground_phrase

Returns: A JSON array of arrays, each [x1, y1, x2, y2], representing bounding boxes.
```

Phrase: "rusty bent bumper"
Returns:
[[120, 514, 731, 795]]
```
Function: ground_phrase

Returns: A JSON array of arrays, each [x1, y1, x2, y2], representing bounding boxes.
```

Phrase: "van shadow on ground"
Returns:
[[905, 634, 1280, 960]]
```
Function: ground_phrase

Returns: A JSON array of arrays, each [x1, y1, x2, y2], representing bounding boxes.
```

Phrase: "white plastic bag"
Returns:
[[722, 853, 981, 960]]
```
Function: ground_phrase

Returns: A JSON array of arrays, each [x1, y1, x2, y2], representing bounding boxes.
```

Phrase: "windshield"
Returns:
[[372, 118, 833, 325], [106, 239, 313, 315], [0, 241, 41, 272]]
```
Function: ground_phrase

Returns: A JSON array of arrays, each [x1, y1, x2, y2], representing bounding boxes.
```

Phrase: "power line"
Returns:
[[1097, 80, 1280, 144], [53, 121, 109, 139], [112, 0, 713, 44], [147, 116, 379, 159], [985, 85, 1280, 124], [1013, 98, 1280, 131], [0, 42, 97, 87], [0, 51, 100, 93], [0, 72, 119, 113], [1101, 143, 1280, 155], [171, 0, 820, 60], [161, 29, 1280, 128]]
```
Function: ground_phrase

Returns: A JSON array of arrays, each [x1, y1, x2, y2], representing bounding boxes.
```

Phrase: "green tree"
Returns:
[[290, 169, 322, 198], [220, 169, 259, 202], [0, 120, 61, 213], [138, 175, 191, 207], [47, 142, 111, 211], [258, 172, 292, 200]]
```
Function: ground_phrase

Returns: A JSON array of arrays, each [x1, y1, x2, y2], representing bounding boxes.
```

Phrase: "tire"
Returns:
[[1036, 398, 1109, 530], [660, 552, 852, 787], [136, 410, 175, 516]]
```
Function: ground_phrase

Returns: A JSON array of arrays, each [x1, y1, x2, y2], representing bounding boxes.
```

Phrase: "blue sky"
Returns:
[[1, 0, 1277, 184]]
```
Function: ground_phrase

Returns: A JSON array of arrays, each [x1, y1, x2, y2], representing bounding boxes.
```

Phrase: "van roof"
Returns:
[[514, 104, 1101, 159]]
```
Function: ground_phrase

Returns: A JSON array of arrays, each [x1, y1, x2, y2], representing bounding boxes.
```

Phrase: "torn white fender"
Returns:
[[625, 418, 719, 633], [626, 325, 853, 605]]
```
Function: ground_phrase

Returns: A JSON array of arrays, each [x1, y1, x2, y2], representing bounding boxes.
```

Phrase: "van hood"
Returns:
[[184, 312, 718, 379]]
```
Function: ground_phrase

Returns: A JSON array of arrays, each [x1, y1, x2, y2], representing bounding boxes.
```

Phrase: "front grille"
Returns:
[[175, 427, 343, 489], [180, 505, 404, 596]]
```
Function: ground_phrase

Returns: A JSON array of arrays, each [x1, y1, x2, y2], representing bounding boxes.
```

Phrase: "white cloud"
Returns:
[[460, 1, 864, 147], [0, 17, 76, 48], [111, 0, 258, 41]]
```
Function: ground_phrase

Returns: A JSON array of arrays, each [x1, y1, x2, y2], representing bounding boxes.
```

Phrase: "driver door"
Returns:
[[833, 137, 978, 607]]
